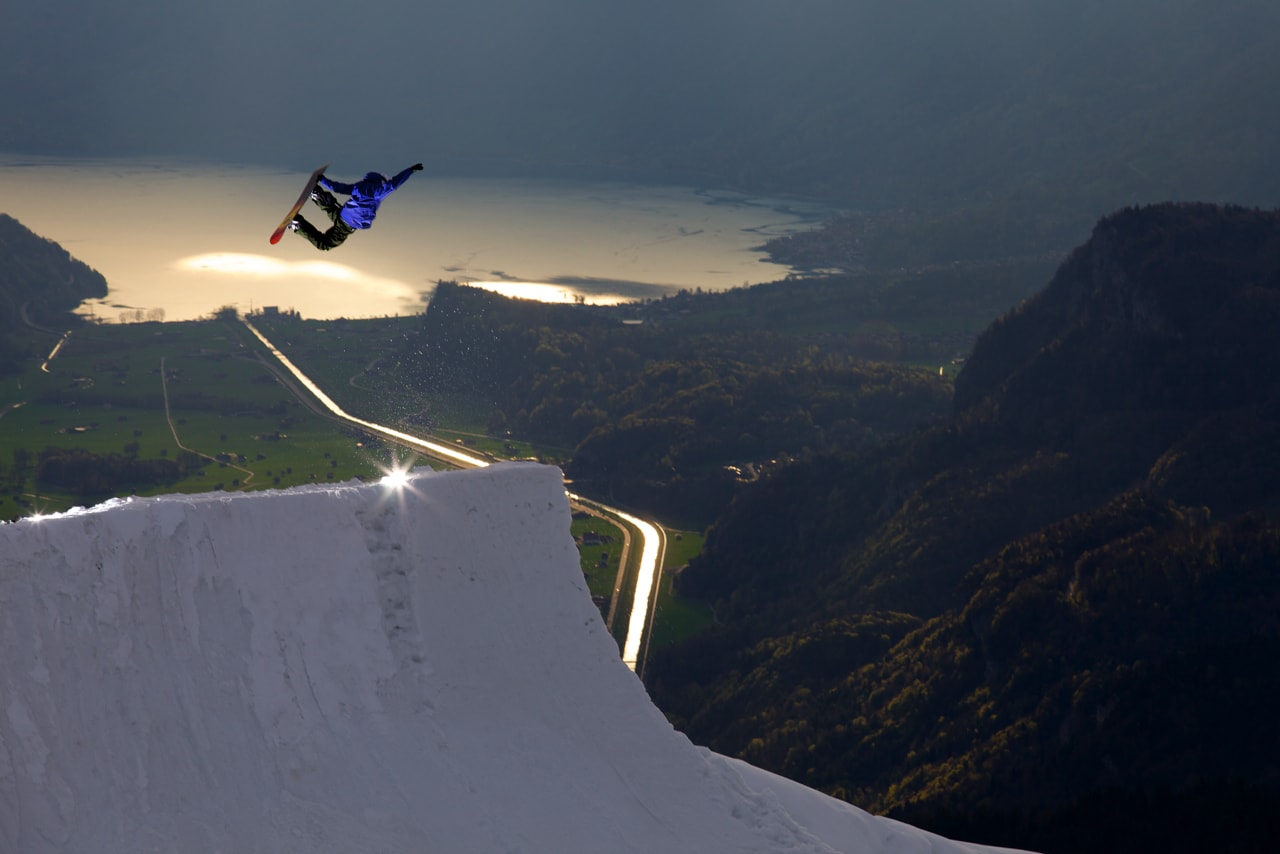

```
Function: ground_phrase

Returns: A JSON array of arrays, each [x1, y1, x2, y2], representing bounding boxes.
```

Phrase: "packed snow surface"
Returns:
[[0, 463, 1030, 853]]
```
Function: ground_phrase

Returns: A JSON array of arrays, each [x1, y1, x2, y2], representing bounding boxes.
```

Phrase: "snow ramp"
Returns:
[[0, 463, 1028, 853]]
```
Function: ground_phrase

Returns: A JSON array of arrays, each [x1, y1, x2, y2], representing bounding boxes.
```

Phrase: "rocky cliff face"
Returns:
[[954, 203, 1280, 428]]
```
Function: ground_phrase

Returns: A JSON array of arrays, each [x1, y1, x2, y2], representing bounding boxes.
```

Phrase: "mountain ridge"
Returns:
[[648, 202, 1280, 852]]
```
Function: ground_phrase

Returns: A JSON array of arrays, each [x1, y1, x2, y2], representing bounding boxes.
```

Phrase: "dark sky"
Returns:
[[3, 1, 1279, 207], [2, 0, 742, 167]]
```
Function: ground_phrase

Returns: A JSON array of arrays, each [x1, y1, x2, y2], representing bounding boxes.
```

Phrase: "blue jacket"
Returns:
[[319, 166, 417, 230]]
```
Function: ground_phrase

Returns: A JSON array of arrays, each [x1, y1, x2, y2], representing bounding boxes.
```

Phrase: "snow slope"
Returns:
[[0, 463, 1030, 853]]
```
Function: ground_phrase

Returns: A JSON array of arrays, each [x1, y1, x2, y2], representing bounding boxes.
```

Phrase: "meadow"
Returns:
[[0, 319, 411, 519]]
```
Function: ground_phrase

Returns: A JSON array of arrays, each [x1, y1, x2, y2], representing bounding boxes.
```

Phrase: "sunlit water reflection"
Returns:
[[1, 156, 829, 321]]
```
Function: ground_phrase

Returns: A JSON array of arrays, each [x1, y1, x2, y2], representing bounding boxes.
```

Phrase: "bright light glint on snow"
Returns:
[[380, 468, 411, 490]]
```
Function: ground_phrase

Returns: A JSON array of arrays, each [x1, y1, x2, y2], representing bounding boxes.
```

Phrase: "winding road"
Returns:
[[242, 318, 665, 674]]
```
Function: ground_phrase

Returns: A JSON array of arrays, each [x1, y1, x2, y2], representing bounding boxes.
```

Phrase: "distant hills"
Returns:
[[394, 279, 958, 528], [647, 203, 1280, 852], [0, 213, 106, 369]]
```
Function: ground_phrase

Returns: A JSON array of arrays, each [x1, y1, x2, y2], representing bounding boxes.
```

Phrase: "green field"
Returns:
[[648, 530, 713, 654], [0, 320, 429, 520], [569, 511, 626, 643]]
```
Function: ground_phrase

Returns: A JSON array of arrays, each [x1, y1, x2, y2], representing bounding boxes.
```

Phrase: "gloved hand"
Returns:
[[411, 163, 423, 171]]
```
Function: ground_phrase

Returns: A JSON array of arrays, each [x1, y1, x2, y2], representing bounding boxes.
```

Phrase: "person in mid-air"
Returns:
[[290, 163, 423, 250]]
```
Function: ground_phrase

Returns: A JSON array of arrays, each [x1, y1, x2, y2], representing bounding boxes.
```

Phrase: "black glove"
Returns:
[[411, 163, 423, 171]]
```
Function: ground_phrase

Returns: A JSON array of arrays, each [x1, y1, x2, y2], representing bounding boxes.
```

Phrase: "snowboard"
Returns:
[[269, 163, 330, 245]]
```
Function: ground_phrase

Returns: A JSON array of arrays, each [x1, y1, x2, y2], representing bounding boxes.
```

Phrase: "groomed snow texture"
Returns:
[[0, 463, 1028, 853]]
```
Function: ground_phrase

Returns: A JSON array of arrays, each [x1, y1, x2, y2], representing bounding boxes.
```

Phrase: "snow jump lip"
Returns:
[[0, 464, 1028, 854]]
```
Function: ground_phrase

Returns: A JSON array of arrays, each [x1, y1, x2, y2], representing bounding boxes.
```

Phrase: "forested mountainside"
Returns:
[[647, 203, 1280, 853], [391, 280, 955, 527], [0, 213, 106, 371]]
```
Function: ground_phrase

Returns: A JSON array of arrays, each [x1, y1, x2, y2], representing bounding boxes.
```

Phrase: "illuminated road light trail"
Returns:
[[242, 319, 486, 468], [599, 502, 664, 671], [244, 318, 662, 671], [41, 330, 72, 372]]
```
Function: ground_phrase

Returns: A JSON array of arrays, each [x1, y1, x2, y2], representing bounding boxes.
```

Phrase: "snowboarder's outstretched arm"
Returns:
[[387, 163, 424, 191]]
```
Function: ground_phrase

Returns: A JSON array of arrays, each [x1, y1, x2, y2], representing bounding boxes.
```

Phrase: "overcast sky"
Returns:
[[3, 1, 1279, 206], [0, 1, 1075, 161], [1, 0, 737, 167]]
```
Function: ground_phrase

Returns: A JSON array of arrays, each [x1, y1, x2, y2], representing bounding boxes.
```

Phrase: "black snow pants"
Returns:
[[293, 186, 357, 251]]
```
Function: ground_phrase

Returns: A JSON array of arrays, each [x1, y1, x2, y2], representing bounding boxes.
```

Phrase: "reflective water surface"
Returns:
[[2, 157, 829, 321]]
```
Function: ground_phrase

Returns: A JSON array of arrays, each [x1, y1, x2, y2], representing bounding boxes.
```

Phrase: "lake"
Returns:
[[1, 156, 830, 322]]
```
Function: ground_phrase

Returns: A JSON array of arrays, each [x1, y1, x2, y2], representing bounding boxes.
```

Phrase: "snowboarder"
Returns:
[[289, 163, 423, 251]]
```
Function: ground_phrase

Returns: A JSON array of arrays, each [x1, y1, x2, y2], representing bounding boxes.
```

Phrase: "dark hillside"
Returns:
[[0, 213, 107, 328], [648, 203, 1280, 852], [956, 204, 1280, 427], [0, 213, 108, 371], [393, 280, 953, 526]]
